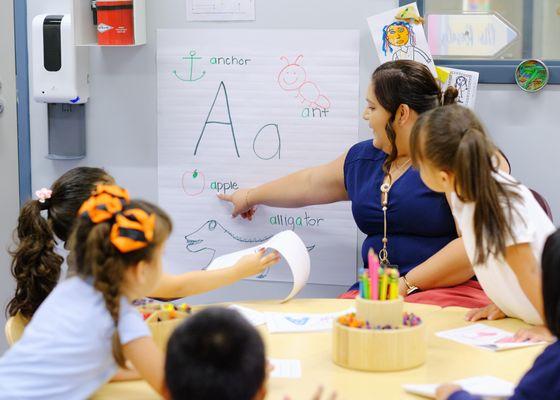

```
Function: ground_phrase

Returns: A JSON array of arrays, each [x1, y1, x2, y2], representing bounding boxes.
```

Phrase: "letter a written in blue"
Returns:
[[194, 81, 240, 157]]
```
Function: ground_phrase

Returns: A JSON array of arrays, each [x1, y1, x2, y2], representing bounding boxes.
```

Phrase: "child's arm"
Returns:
[[122, 336, 166, 396], [110, 367, 141, 382], [505, 243, 544, 318], [148, 249, 280, 299]]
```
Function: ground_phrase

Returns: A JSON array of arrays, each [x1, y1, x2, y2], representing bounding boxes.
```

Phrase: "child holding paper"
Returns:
[[7, 167, 279, 322], [436, 229, 560, 400], [410, 104, 555, 339]]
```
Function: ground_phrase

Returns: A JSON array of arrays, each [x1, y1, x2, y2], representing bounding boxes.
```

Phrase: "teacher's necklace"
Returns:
[[378, 157, 411, 267]]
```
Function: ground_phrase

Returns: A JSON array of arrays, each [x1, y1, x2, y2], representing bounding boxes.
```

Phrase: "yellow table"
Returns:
[[91, 300, 544, 400]]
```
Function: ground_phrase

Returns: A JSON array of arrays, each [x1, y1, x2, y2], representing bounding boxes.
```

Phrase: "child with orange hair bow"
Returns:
[[0, 186, 174, 398]]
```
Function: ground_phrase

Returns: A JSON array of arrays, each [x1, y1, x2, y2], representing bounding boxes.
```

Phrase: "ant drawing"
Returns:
[[277, 55, 331, 110]]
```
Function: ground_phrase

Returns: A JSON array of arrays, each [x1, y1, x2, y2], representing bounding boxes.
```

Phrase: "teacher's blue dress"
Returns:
[[344, 140, 457, 287]]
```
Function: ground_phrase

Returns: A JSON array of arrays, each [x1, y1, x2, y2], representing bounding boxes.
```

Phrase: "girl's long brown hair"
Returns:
[[410, 104, 521, 265], [68, 199, 172, 367], [7, 167, 113, 319], [371, 60, 458, 174]]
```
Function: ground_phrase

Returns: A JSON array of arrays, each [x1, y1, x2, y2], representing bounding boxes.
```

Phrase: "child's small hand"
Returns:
[[435, 384, 463, 400], [234, 249, 281, 279], [465, 303, 505, 322], [514, 325, 555, 343]]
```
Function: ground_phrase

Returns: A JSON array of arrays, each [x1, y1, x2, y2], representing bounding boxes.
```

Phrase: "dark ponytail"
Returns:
[[7, 201, 63, 319], [6, 167, 114, 319], [410, 104, 520, 265], [371, 60, 457, 174]]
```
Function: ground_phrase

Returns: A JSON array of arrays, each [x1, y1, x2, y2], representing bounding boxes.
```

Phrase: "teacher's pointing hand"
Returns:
[[217, 189, 257, 220]]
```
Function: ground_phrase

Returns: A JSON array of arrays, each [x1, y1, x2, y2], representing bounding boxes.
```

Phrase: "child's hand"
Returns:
[[514, 325, 555, 343], [435, 384, 463, 400], [465, 303, 506, 322], [234, 249, 281, 279], [217, 189, 257, 219]]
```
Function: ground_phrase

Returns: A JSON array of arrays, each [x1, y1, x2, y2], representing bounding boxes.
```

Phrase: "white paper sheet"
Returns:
[[209, 231, 310, 302], [228, 304, 266, 326], [269, 358, 302, 379], [403, 376, 514, 399], [157, 29, 359, 286], [367, 3, 437, 76], [436, 324, 546, 351], [186, 0, 255, 21], [437, 66, 479, 109], [265, 308, 354, 333]]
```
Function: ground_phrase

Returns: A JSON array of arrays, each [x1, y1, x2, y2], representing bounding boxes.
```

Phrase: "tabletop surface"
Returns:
[[91, 299, 544, 400]]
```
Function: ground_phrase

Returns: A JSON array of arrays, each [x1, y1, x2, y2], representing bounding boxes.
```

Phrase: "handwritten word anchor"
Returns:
[[173, 50, 206, 82]]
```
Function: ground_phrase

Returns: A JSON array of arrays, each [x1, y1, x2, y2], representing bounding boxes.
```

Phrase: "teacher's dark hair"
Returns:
[[542, 229, 560, 337], [371, 60, 457, 174]]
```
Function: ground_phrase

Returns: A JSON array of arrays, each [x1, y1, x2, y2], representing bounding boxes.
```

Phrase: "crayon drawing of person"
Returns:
[[454, 76, 468, 104], [382, 21, 431, 63]]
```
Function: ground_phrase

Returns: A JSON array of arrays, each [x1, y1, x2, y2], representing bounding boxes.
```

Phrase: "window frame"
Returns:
[[400, 0, 560, 84]]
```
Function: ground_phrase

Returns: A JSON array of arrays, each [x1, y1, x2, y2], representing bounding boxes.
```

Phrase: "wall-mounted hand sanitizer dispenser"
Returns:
[[32, 14, 89, 159], [32, 14, 89, 104]]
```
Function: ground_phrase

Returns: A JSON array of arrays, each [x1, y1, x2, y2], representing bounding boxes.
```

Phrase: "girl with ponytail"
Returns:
[[7, 167, 114, 320], [0, 185, 171, 398], [410, 104, 555, 338]]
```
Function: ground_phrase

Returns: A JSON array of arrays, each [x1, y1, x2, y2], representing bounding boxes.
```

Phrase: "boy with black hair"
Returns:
[[165, 307, 267, 400]]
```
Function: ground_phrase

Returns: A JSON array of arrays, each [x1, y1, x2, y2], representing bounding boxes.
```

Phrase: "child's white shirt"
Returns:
[[451, 171, 555, 325], [0, 276, 150, 399]]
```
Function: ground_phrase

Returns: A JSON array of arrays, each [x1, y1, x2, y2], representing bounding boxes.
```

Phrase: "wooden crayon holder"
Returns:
[[143, 309, 189, 351], [332, 296, 426, 372], [356, 296, 404, 327]]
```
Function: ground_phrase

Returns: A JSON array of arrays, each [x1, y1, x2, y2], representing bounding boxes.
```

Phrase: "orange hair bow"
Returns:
[[110, 209, 155, 253], [78, 185, 130, 223], [78, 184, 155, 253]]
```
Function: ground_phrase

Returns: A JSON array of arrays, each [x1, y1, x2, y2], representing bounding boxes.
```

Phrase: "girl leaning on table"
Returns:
[[409, 104, 555, 341], [436, 228, 560, 400]]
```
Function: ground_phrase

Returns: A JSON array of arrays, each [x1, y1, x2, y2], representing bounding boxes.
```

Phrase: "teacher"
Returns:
[[220, 60, 501, 302]]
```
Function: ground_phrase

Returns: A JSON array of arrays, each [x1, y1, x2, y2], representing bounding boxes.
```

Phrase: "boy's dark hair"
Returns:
[[542, 229, 560, 337], [165, 307, 266, 400]]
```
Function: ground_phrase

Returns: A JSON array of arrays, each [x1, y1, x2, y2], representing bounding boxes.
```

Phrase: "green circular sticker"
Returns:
[[515, 59, 549, 92]]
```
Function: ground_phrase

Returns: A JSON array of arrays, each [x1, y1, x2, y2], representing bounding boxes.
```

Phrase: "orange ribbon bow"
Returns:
[[110, 209, 155, 253], [78, 185, 155, 253]]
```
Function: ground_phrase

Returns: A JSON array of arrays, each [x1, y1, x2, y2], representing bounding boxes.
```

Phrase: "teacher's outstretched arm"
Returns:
[[218, 152, 349, 219]]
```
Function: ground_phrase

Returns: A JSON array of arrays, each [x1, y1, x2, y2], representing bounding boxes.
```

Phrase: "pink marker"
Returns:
[[368, 248, 379, 300]]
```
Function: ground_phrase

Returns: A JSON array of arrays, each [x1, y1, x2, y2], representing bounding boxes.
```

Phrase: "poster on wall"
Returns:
[[157, 29, 359, 285]]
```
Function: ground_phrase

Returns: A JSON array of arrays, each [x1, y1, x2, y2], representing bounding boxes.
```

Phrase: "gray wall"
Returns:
[[26, 0, 559, 305], [1, 0, 21, 354]]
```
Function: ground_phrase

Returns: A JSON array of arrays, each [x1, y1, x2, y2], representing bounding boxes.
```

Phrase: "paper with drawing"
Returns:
[[367, 3, 436, 76]]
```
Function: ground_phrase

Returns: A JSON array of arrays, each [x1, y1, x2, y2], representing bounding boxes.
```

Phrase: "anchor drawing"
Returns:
[[173, 50, 206, 82]]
